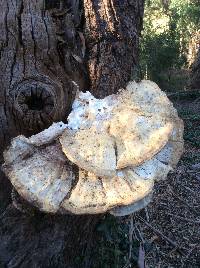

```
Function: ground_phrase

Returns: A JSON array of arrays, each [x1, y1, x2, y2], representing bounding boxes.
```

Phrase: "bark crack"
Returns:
[[9, 47, 17, 89], [42, 13, 59, 76], [17, 0, 24, 47], [30, 14, 37, 71], [4, 2, 9, 48]]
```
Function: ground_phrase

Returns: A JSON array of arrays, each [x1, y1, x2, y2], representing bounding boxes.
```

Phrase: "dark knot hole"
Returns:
[[17, 85, 55, 115], [25, 94, 45, 111]]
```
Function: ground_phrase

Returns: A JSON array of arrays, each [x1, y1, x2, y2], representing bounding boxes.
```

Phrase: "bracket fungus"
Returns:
[[3, 80, 184, 216]]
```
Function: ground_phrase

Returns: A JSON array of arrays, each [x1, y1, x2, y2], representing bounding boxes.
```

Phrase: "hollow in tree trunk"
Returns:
[[0, 0, 145, 267]]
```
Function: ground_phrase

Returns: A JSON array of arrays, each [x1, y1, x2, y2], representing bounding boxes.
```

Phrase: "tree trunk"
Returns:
[[191, 48, 200, 89], [84, 0, 144, 97], [0, 0, 144, 267]]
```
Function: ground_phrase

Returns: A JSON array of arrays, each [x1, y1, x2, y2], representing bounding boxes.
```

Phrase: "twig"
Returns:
[[123, 215, 134, 268], [137, 243, 146, 268], [181, 246, 197, 268], [194, 176, 200, 182], [167, 89, 200, 97], [166, 213, 200, 224], [145, 207, 150, 222], [134, 215, 145, 244], [129, 214, 134, 259], [193, 96, 200, 103], [136, 216, 184, 255], [168, 186, 199, 216], [187, 170, 200, 174], [182, 185, 195, 194], [167, 91, 183, 96], [59, 0, 64, 10]]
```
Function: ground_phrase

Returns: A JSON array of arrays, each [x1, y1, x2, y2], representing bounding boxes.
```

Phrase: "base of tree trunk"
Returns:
[[0, 204, 102, 268]]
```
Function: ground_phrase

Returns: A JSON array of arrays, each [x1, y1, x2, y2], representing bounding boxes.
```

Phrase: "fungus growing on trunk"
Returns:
[[3, 80, 184, 216]]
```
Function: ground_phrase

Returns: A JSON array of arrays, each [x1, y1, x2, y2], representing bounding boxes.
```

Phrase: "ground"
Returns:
[[127, 95, 200, 268]]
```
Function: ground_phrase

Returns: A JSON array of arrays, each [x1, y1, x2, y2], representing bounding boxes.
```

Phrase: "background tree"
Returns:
[[140, 0, 200, 91], [191, 47, 200, 88], [0, 0, 145, 267]]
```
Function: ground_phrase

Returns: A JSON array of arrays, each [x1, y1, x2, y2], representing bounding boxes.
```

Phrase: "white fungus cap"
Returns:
[[3, 80, 184, 216]]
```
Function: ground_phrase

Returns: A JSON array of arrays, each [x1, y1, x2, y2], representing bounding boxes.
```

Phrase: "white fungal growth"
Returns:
[[3, 80, 184, 216], [67, 91, 118, 131], [28, 122, 67, 146]]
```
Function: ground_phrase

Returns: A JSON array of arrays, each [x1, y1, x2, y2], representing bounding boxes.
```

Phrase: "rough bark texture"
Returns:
[[0, 0, 145, 267], [84, 0, 144, 97], [191, 48, 200, 89], [0, 0, 85, 152], [0, 205, 101, 268]]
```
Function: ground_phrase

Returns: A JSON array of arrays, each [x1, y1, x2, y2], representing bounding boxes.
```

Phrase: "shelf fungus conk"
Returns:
[[3, 80, 184, 216]]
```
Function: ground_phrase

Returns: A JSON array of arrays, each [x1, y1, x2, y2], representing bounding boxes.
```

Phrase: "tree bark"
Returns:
[[84, 0, 144, 97], [0, 0, 145, 267], [191, 48, 200, 89]]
